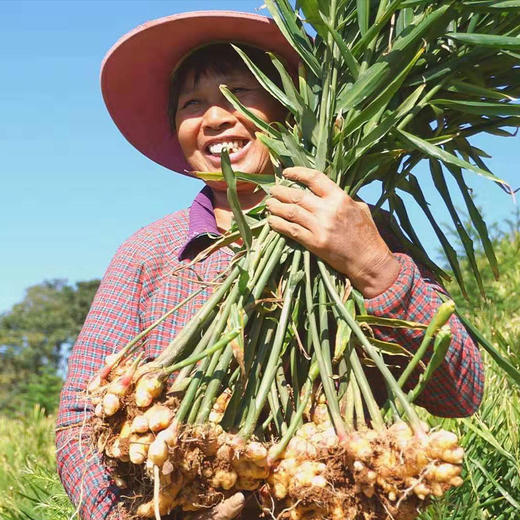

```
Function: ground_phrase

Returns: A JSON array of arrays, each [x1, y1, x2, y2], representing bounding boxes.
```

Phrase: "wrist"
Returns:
[[353, 252, 401, 299]]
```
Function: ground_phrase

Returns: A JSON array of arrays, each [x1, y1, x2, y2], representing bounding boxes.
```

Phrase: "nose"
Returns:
[[202, 104, 236, 132]]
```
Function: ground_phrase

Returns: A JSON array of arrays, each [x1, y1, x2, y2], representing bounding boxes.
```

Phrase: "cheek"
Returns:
[[176, 120, 198, 155]]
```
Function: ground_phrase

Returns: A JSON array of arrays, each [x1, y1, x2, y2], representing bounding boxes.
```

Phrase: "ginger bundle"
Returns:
[[88, 234, 464, 520]]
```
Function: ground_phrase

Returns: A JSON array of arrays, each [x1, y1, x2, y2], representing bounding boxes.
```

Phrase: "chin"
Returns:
[[236, 180, 264, 193]]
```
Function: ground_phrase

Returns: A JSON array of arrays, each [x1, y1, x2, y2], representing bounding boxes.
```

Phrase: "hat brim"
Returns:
[[101, 11, 299, 176]]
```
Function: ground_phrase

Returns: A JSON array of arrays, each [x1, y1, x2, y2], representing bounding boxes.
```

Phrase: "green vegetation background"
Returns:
[[0, 228, 518, 519]]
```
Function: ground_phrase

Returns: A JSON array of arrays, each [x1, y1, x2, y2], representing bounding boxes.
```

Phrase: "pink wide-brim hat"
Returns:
[[101, 11, 299, 176]]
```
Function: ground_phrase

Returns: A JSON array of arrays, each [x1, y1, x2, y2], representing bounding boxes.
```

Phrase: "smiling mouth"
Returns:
[[206, 139, 249, 156]]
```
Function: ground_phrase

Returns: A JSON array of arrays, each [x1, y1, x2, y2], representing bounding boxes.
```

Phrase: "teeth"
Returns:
[[208, 140, 246, 155]]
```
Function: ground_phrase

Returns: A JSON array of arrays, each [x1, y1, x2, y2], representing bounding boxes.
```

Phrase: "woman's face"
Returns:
[[175, 67, 285, 193]]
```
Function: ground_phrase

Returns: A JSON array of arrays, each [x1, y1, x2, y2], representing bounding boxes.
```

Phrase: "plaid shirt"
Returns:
[[56, 186, 484, 520]]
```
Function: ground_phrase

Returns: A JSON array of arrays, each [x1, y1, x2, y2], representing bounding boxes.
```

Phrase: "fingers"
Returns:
[[269, 184, 320, 212], [267, 214, 314, 245], [265, 197, 315, 232], [282, 167, 337, 198], [210, 493, 245, 520]]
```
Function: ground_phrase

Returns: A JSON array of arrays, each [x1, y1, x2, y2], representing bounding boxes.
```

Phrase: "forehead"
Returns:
[[179, 67, 256, 94]]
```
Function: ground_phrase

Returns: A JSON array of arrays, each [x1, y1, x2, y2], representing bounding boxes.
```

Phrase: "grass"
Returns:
[[0, 406, 75, 520], [419, 229, 520, 519]]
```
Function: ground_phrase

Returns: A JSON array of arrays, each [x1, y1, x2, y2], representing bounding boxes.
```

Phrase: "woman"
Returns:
[[56, 11, 483, 520]]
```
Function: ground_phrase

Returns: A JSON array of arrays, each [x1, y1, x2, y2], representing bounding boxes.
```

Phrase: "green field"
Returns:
[[1, 232, 519, 519], [0, 406, 74, 520]]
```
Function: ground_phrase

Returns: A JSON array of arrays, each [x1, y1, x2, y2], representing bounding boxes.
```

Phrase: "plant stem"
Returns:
[[168, 316, 220, 392], [318, 260, 424, 433], [275, 363, 293, 426], [221, 316, 266, 429], [342, 376, 355, 429], [237, 317, 277, 429], [268, 362, 319, 463], [175, 364, 207, 424], [151, 261, 244, 368], [120, 285, 208, 361], [304, 252, 346, 440], [351, 372, 365, 429], [348, 347, 385, 430], [268, 384, 286, 435], [397, 300, 454, 388], [195, 344, 235, 423], [239, 249, 302, 439], [187, 392, 204, 424], [161, 330, 239, 376]]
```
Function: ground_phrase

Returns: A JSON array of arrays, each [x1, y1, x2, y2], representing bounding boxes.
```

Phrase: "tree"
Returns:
[[0, 279, 100, 415]]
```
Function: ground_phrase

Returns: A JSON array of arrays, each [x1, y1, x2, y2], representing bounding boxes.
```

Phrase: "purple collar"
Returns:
[[178, 185, 222, 260]]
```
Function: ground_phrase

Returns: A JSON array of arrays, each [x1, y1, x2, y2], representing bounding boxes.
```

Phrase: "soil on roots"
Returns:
[[270, 447, 422, 520]]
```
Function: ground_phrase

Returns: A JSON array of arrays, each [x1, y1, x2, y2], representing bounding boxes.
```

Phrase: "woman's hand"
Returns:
[[266, 167, 401, 299], [191, 493, 245, 520]]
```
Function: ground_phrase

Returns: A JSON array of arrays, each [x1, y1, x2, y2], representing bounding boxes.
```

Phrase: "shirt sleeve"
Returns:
[[364, 253, 484, 418], [56, 238, 146, 520]]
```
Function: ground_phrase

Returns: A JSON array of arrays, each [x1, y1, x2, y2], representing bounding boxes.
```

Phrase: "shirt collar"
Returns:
[[178, 185, 222, 261]]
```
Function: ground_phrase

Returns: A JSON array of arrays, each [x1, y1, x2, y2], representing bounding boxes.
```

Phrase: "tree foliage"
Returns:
[[0, 279, 100, 415]]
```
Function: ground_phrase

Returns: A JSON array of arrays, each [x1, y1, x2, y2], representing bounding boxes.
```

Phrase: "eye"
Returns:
[[230, 86, 249, 95], [180, 98, 199, 109]]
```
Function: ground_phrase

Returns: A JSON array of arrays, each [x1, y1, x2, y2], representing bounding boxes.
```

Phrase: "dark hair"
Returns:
[[168, 43, 282, 132]]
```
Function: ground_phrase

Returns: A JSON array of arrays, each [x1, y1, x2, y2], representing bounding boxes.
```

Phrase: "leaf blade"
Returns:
[[220, 149, 253, 250]]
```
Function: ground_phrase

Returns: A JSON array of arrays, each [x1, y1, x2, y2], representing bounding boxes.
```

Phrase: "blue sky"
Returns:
[[1, 0, 518, 313]]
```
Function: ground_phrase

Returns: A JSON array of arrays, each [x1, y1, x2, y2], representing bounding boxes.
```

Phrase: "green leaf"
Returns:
[[429, 159, 486, 297], [194, 171, 275, 190], [219, 85, 281, 138], [389, 194, 430, 265], [369, 338, 410, 357], [333, 300, 354, 363], [430, 99, 520, 117], [341, 47, 425, 139], [356, 315, 428, 330], [399, 0, 433, 5], [220, 149, 253, 250], [394, 128, 509, 186], [395, 6, 413, 37], [267, 52, 307, 112], [446, 80, 517, 101], [264, 0, 321, 78], [298, 0, 329, 39], [403, 174, 468, 297], [256, 132, 293, 166], [444, 163, 499, 280], [231, 45, 300, 116], [356, 0, 369, 36], [351, 0, 402, 56], [281, 132, 313, 168], [470, 458, 520, 510], [341, 86, 425, 172], [321, 20, 360, 79], [385, 206, 449, 280], [339, 5, 450, 111], [462, 419, 516, 463], [448, 33, 520, 49], [409, 324, 451, 401], [421, 325, 451, 382], [463, 0, 520, 7], [235, 172, 276, 189]]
